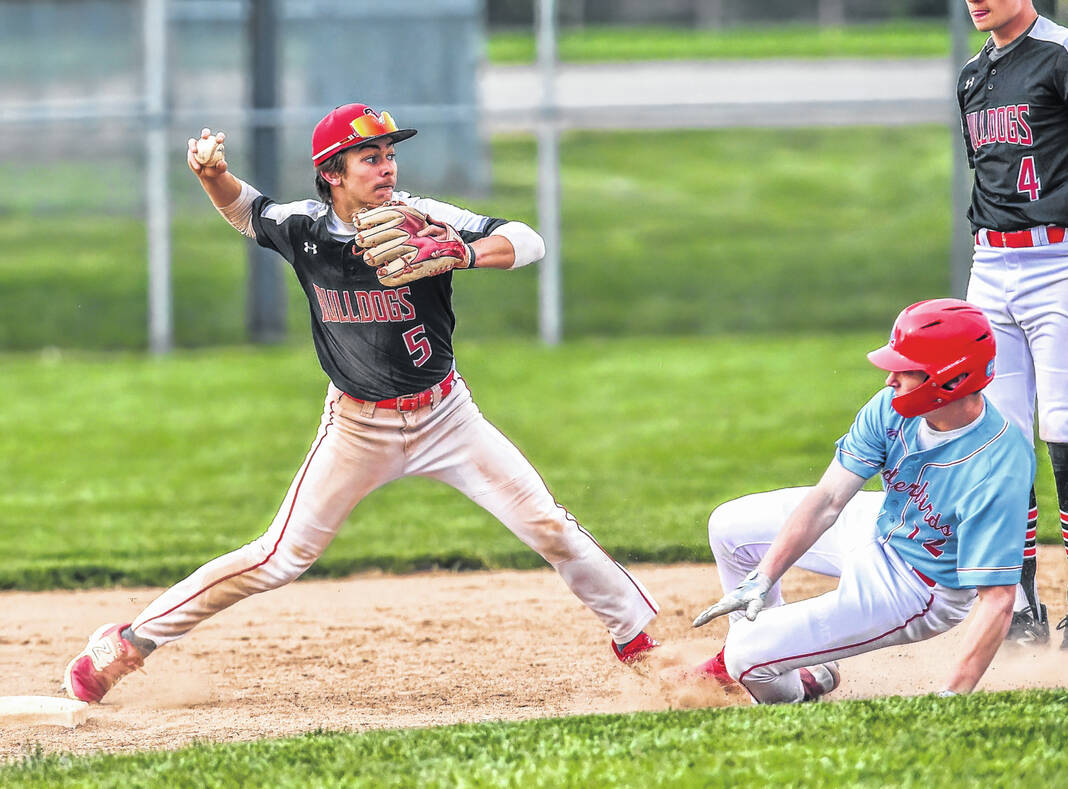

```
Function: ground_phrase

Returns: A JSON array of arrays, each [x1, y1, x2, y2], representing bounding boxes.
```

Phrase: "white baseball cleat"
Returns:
[[799, 661, 840, 702]]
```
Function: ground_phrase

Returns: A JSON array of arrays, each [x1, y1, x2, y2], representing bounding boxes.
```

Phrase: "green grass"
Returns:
[[0, 336, 1059, 590], [4, 690, 1067, 786], [487, 21, 989, 64], [0, 126, 953, 350]]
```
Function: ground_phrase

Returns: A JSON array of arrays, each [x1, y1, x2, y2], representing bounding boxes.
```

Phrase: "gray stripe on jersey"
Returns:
[[1029, 15, 1068, 50], [261, 199, 330, 227], [393, 190, 495, 234]]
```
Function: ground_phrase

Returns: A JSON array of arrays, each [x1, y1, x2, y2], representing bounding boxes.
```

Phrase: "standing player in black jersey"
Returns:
[[62, 103, 660, 704], [958, 0, 1068, 647]]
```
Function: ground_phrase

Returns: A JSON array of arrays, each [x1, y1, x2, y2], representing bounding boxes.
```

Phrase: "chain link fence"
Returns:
[[488, 0, 947, 27], [0, 0, 1017, 351], [0, 0, 487, 349]]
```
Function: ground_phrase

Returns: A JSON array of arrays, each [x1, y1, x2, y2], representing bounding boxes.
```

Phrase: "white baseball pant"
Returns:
[[708, 488, 975, 704], [131, 375, 658, 647], [967, 237, 1068, 445]]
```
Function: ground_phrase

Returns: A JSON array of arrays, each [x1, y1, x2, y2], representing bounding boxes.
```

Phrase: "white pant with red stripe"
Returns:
[[967, 238, 1068, 445], [131, 375, 658, 647], [708, 487, 975, 704]]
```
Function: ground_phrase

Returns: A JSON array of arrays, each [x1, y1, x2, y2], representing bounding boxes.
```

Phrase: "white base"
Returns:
[[0, 695, 90, 728]]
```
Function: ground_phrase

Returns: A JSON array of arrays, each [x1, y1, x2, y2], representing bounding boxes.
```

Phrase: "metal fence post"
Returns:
[[145, 0, 172, 354], [695, 0, 724, 28], [247, 0, 286, 343], [536, 0, 562, 346], [949, 0, 973, 298], [818, 0, 845, 27]]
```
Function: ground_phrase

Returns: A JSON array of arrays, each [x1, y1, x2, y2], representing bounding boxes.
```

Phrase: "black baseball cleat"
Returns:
[[1005, 603, 1049, 646]]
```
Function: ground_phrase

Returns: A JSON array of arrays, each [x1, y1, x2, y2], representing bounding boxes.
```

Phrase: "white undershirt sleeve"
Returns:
[[215, 179, 263, 239], [490, 221, 545, 269]]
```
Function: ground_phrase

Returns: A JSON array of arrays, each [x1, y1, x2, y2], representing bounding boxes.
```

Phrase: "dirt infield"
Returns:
[[3, 548, 1067, 759]]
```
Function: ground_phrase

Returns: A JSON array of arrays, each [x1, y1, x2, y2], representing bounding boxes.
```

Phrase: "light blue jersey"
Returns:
[[835, 388, 1035, 588]]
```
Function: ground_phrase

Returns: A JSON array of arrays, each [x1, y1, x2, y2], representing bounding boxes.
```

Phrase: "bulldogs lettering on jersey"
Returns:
[[313, 285, 416, 324], [963, 104, 1034, 148]]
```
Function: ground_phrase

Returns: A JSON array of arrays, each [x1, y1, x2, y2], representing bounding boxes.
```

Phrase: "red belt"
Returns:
[[977, 226, 1066, 247], [344, 370, 455, 412]]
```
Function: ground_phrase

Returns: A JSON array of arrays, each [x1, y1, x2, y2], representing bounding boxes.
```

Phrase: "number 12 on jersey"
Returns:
[[1017, 155, 1041, 201]]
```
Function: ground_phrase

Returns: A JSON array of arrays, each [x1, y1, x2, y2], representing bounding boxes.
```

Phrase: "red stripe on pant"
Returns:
[[574, 523, 659, 615], [465, 366, 660, 622], [735, 594, 935, 693], [136, 400, 338, 630]]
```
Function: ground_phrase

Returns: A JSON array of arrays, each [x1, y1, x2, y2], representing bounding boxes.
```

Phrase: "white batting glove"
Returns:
[[692, 570, 773, 627]]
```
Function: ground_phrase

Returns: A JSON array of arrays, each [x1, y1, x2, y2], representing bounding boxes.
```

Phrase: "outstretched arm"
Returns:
[[480, 222, 545, 270], [755, 461, 866, 582], [400, 194, 546, 271], [941, 584, 1015, 694], [694, 460, 866, 627], [187, 128, 242, 208], [187, 128, 264, 238], [466, 234, 521, 270]]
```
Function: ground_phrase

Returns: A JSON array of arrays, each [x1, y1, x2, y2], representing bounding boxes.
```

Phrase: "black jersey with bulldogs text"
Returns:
[[957, 16, 1068, 233], [250, 191, 507, 400]]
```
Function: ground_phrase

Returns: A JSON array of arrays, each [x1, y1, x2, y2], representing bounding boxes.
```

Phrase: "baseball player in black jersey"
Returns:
[[958, 0, 1068, 647], [62, 103, 660, 704]]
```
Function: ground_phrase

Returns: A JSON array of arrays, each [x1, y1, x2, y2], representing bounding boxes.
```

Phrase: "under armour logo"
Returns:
[[964, 76, 975, 89], [304, 242, 318, 254]]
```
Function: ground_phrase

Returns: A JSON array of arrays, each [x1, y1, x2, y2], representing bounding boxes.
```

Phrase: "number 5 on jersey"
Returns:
[[1017, 155, 1041, 201], [403, 324, 432, 367]]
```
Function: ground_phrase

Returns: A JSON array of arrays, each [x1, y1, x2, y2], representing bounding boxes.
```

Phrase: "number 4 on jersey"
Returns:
[[1017, 155, 1041, 201]]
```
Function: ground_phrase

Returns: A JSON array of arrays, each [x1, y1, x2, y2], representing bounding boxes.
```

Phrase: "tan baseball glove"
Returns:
[[353, 203, 472, 286]]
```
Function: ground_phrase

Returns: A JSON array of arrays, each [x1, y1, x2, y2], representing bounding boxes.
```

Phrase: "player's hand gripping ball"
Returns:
[[191, 129, 226, 168], [353, 203, 472, 286]]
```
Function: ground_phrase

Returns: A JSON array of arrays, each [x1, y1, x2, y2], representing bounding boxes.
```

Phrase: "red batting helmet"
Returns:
[[867, 298, 996, 418], [311, 103, 417, 166]]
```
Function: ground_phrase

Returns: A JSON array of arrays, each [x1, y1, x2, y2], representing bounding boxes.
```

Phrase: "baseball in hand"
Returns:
[[195, 134, 225, 166]]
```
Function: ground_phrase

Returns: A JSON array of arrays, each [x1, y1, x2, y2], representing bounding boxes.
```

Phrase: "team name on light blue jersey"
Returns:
[[835, 388, 1034, 589]]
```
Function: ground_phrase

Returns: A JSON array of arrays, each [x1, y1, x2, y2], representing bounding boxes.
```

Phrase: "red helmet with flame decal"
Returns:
[[312, 103, 417, 166], [867, 298, 996, 418]]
